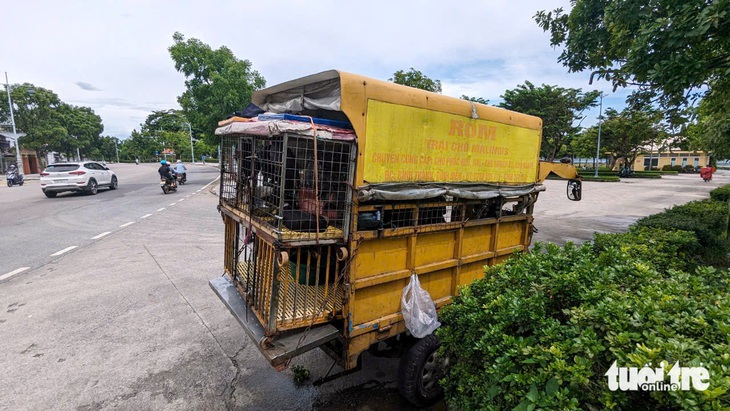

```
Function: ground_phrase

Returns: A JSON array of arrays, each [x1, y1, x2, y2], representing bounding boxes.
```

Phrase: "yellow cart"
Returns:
[[209, 70, 581, 407]]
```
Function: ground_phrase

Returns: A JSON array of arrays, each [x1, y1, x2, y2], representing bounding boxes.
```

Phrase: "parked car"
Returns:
[[40, 162, 118, 198]]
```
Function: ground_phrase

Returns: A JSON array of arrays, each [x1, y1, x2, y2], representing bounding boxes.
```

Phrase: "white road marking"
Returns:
[[141, 214, 152, 219], [186, 195, 191, 198], [51, 246, 78, 256], [169, 203, 176, 206], [119, 221, 134, 228], [156, 208, 165, 212], [178, 198, 185, 202], [0, 267, 30, 281], [91, 231, 111, 240]]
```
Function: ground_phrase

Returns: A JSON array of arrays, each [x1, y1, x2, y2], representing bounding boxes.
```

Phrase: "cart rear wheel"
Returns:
[[397, 333, 448, 407]]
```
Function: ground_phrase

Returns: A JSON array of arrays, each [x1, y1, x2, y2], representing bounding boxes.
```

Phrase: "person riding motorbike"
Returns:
[[158, 160, 176, 186], [6, 164, 24, 187], [175, 159, 187, 183]]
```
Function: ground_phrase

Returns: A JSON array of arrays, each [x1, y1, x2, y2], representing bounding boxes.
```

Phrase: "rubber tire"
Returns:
[[44, 191, 57, 198], [86, 179, 98, 195], [109, 176, 118, 190], [18, 181, 23, 186], [162, 186, 169, 194], [397, 333, 446, 408], [7, 180, 12, 187]]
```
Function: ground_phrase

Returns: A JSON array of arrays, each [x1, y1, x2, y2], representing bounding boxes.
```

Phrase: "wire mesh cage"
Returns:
[[221, 133, 355, 243], [224, 214, 345, 333]]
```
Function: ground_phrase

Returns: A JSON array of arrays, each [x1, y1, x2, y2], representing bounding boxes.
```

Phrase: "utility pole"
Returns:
[[114, 139, 120, 163], [5, 72, 23, 176], [594, 93, 603, 178], [185, 122, 195, 163]]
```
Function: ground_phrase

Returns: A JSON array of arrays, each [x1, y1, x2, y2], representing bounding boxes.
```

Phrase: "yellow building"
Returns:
[[634, 149, 710, 170]]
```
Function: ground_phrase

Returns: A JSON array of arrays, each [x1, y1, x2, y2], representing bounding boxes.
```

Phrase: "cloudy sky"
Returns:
[[2, 0, 631, 139]]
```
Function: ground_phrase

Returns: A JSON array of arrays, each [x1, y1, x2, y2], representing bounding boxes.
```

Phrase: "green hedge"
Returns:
[[633, 200, 730, 265], [592, 226, 700, 272], [580, 176, 621, 182], [439, 242, 730, 410], [710, 185, 730, 202], [439, 197, 730, 410]]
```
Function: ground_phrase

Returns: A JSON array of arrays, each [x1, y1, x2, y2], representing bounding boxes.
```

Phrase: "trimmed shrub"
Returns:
[[683, 165, 697, 173], [710, 184, 730, 203], [592, 226, 699, 272], [439, 243, 730, 411], [633, 200, 730, 265], [661, 165, 673, 171]]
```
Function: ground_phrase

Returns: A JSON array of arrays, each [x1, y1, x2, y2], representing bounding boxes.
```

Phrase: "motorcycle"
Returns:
[[176, 172, 187, 185], [160, 177, 177, 194], [6, 168, 24, 187]]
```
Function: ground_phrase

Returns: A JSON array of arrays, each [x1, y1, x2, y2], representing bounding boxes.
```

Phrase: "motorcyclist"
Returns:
[[175, 159, 187, 181], [158, 160, 174, 182]]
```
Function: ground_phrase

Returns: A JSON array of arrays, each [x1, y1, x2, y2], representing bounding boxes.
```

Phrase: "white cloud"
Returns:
[[2, 0, 628, 138]]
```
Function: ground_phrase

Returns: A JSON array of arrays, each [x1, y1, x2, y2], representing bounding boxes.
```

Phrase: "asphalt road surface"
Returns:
[[0, 163, 218, 278], [0, 165, 727, 410]]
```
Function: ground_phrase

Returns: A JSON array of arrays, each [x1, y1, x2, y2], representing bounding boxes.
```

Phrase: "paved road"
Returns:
[[533, 170, 729, 245], [0, 163, 218, 279], [0, 166, 727, 410]]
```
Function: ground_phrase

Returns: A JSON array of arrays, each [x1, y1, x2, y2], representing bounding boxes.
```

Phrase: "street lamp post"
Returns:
[[594, 93, 604, 178], [4, 72, 23, 176], [185, 122, 195, 163], [114, 139, 119, 163]]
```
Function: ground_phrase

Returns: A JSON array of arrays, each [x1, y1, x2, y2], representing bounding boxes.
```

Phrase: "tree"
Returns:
[[122, 130, 157, 162], [585, 107, 667, 170], [169, 32, 266, 145], [389, 68, 442, 93], [499, 81, 600, 161], [59, 104, 104, 160], [10, 83, 68, 162], [534, 1, 730, 124], [461, 95, 490, 105]]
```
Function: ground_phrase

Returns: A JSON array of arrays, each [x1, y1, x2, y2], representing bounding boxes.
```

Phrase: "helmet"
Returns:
[[160, 160, 166, 165], [176, 159, 182, 163]]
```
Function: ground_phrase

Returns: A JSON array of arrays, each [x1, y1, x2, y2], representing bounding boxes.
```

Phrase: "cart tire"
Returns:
[[397, 333, 447, 408]]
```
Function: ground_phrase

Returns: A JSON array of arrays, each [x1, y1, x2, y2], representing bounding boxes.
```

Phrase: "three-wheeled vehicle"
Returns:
[[209, 70, 581, 406]]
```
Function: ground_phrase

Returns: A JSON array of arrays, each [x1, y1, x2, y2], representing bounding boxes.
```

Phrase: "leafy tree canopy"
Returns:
[[534, 0, 730, 124], [120, 109, 202, 162], [583, 106, 667, 170], [169, 32, 266, 145], [461, 95, 490, 105], [389, 68, 442, 93], [499, 81, 599, 161]]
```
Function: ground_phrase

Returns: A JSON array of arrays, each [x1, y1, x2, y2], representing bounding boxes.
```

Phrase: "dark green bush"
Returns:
[[661, 165, 673, 171], [439, 243, 730, 410], [633, 200, 729, 265], [710, 185, 730, 203], [592, 226, 699, 272]]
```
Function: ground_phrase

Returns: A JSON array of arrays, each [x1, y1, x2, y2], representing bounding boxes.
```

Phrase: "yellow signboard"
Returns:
[[363, 100, 540, 184]]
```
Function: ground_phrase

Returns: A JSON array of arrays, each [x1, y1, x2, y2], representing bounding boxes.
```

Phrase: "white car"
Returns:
[[40, 162, 118, 198]]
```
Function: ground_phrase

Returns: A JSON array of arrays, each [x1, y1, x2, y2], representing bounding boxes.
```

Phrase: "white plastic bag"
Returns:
[[401, 274, 441, 338]]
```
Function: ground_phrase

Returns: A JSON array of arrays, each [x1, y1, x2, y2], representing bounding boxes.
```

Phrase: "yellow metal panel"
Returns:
[[462, 225, 494, 256], [458, 261, 488, 288], [353, 237, 408, 280], [497, 221, 527, 249], [414, 232, 455, 267], [352, 279, 407, 325], [362, 101, 540, 184], [336, 71, 543, 188], [419, 269, 454, 302]]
